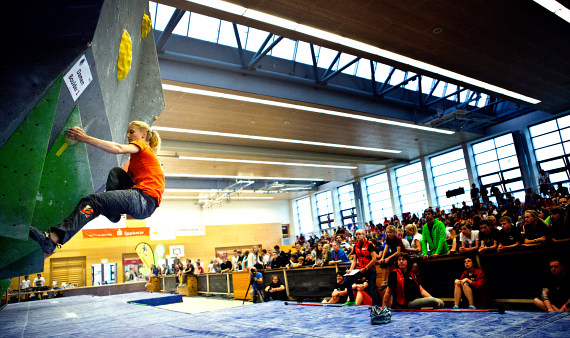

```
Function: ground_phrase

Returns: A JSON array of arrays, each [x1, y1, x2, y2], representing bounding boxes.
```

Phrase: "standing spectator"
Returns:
[[326, 272, 348, 304], [470, 183, 480, 204], [20, 275, 31, 289], [556, 183, 569, 199], [478, 220, 499, 254], [231, 250, 241, 271], [382, 253, 444, 309], [210, 259, 222, 273], [458, 221, 480, 254], [248, 246, 263, 271], [264, 275, 286, 301], [379, 225, 404, 290], [33, 273, 45, 287], [322, 243, 332, 266], [220, 256, 233, 273], [497, 216, 522, 252], [273, 245, 289, 268], [538, 170, 551, 197], [490, 185, 502, 205], [550, 207, 570, 243], [344, 229, 378, 305], [311, 242, 325, 267], [421, 208, 449, 259], [533, 258, 569, 312], [453, 257, 487, 309], [522, 210, 550, 247], [403, 224, 422, 256]]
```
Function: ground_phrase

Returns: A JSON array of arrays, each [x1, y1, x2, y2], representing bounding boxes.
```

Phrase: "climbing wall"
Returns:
[[0, 0, 164, 280]]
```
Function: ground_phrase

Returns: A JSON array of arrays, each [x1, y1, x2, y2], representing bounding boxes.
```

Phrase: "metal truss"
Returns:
[[154, 9, 533, 132]]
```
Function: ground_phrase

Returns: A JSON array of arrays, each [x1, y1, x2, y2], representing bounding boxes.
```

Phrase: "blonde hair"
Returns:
[[130, 120, 161, 154], [385, 225, 396, 233], [404, 224, 418, 235]]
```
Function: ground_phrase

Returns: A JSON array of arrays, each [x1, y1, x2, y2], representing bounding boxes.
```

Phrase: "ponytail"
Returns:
[[129, 120, 161, 154]]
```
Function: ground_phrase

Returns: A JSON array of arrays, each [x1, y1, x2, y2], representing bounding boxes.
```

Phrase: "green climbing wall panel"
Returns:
[[0, 279, 11, 301], [0, 105, 93, 278], [0, 77, 61, 240]]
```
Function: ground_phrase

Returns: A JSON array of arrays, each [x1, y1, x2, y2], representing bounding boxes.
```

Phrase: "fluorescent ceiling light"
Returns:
[[162, 83, 453, 135], [163, 196, 273, 200], [154, 125, 400, 153], [178, 156, 357, 169], [183, 0, 541, 105], [534, 0, 570, 23], [243, 9, 298, 30], [165, 173, 324, 181], [165, 188, 257, 193]]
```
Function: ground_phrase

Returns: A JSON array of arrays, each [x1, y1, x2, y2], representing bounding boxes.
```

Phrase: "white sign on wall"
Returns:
[[64, 55, 93, 101], [176, 224, 205, 237]]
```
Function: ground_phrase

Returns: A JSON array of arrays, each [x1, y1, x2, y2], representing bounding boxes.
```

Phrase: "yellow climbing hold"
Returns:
[[117, 29, 132, 82], [142, 14, 152, 39]]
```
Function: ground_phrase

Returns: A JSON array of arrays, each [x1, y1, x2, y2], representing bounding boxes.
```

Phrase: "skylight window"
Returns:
[[172, 11, 190, 36], [354, 60, 372, 79], [243, 27, 271, 52], [154, 3, 176, 31], [217, 21, 245, 48], [271, 38, 297, 60], [339, 53, 358, 75], [316, 46, 338, 69], [188, 13, 221, 42]]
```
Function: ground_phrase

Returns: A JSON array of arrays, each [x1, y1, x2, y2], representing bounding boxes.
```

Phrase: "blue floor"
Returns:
[[1, 293, 568, 337]]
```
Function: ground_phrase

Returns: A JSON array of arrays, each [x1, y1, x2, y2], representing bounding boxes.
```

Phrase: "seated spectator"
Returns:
[[337, 234, 353, 255], [287, 254, 302, 269], [161, 263, 171, 275], [550, 207, 570, 243], [478, 220, 498, 254], [326, 272, 348, 304], [379, 225, 405, 290], [150, 264, 159, 277], [264, 275, 287, 301], [382, 252, 444, 309], [329, 241, 351, 264], [497, 216, 521, 252], [273, 245, 289, 268], [262, 249, 271, 267], [403, 224, 422, 256], [352, 272, 373, 306], [180, 259, 195, 286], [533, 258, 569, 312], [176, 262, 184, 283], [453, 257, 487, 309], [557, 195, 568, 207], [294, 243, 307, 259], [242, 251, 250, 270], [249, 267, 264, 303], [522, 210, 550, 247], [540, 208, 551, 224], [220, 256, 232, 273], [196, 259, 204, 274], [459, 221, 480, 254]]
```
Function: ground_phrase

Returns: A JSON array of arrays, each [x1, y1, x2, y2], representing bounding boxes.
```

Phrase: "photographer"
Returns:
[[250, 267, 264, 303]]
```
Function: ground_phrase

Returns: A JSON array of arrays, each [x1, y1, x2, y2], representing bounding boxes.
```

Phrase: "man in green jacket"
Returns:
[[422, 208, 449, 259]]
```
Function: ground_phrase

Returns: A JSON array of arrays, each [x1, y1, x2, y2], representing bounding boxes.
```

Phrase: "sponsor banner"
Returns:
[[176, 225, 205, 237], [82, 227, 149, 238]]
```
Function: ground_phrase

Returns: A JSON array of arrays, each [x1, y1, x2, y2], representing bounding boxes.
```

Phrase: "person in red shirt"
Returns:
[[29, 121, 164, 255], [344, 229, 378, 305], [453, 257, 487, 309]]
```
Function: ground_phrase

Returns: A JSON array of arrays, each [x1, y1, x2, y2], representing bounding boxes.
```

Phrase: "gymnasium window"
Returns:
[[337, 184, 358, 227], [364, 172, 393, 224], [295, 197, 313, 235], [315, 191, 335, 230], [472, 133, 524, 202], [529, 114, 570, 188], [395, 162, 428, 216], [430, 149, 471, 212]]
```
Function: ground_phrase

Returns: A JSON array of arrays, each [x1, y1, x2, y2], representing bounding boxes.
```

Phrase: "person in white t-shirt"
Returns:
[[33, 273, 45, 287], [20, 275, 31, 289], [459, 222, 480, 254]]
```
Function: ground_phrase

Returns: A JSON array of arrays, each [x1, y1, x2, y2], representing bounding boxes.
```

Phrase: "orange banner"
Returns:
[[82, 227, 149, 238]]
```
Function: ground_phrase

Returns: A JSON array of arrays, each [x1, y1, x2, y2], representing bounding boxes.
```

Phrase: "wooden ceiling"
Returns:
[[155, 0, 570, 200]]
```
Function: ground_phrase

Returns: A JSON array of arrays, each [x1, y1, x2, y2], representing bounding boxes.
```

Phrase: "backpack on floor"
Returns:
[[370, 305, 391, 325]]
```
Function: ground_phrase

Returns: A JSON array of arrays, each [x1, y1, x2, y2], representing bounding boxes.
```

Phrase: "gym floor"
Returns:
[[1, 293, 568, 337]]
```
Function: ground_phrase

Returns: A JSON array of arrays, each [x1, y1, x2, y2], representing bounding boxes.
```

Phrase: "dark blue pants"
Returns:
[[344, 268, 378, 305], [50, 168, 158, 244]]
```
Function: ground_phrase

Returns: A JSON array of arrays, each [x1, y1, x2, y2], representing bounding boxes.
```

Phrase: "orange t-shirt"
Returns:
[[127, 140, 165, 205]]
